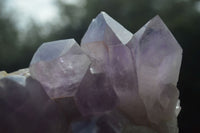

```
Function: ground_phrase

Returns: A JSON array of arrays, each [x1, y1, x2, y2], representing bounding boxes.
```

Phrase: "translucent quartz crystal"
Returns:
[[81, 11, 132, 46], [80, 12, 146, 122], [79, 12, 182, 133], [127, 16, 182, 132], [81, 11, 148, 125], [0, 75, 68, 133], [30, 39, 91, 99], [0, 12, 182, 133]]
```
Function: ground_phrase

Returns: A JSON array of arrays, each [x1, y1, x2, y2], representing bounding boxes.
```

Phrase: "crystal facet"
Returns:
[[81, 11, 133, 46], [30, 39, 91, 99], [107, 45, 148, 125], [81, 12, 133, 66]]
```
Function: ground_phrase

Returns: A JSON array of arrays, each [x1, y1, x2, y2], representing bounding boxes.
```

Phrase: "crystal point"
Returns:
[[30, 39, 91, 99], [127, 15, 182, 131], [81, 12, 133, 46]]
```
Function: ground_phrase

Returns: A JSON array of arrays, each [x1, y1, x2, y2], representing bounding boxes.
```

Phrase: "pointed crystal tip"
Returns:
[[81, 11, 133, 46]]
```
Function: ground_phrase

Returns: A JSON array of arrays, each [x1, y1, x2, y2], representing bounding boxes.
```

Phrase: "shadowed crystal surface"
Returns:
[[75, 67, 118, 116], [30, 39, 91, 99], [0, 75, 68, 133], [70, 111, 125, 133]]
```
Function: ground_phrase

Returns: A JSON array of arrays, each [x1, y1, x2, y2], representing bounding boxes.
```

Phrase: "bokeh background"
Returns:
[[0, 0, 199, 132]]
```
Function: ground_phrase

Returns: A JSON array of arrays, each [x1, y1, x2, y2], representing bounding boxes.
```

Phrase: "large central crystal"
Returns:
[[0, 12, 182, 133]]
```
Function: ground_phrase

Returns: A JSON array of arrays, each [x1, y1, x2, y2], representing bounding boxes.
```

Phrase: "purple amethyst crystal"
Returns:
[[107, 45, 148, 125], [78, 12, 181, 133], [0, 75, 68, 133], [30, 39, 91, 99], [70, 111, 125, 133], [80, 11, 148, 125], [127, 15, 182, 132], [0, 12, 182, 133], [81, 12, 133, 67], [81, 11, 133, 46]]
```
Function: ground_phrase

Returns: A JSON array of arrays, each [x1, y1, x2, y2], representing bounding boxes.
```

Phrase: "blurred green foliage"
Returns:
[[0, 0, 200, 132]]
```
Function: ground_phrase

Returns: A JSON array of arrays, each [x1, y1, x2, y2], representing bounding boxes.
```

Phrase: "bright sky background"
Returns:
[[5, 0, 80, 26]]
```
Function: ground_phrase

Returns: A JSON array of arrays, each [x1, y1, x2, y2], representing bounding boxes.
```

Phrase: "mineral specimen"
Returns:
[[30, 39, 91, 99], [0, 12, 182, 133]]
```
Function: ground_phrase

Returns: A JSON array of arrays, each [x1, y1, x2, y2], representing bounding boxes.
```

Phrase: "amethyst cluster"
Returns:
[[0, 12, 182, 133]]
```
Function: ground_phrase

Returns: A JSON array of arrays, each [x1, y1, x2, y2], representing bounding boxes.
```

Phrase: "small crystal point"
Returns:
[[0, 76, 68, 133], [30, 39, 91, 99], [127, 15, 182, 131]]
